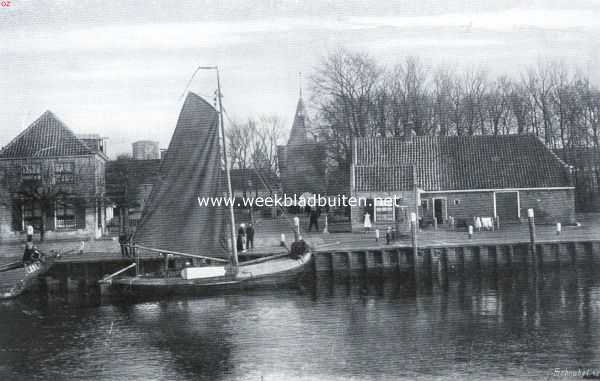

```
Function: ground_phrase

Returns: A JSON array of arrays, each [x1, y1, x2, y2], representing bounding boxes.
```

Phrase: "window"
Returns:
[[23, 201, 42, 230], [56, 202, 76, 229], [374, 198, 394, 223], [454, 199, 461, 205], [421, 199, 429, 210], [22, 163, 41, 181], [55, 162, 74, 183]]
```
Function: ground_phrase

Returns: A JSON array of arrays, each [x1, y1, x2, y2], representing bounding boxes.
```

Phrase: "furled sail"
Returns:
[[133, 92, 229, 259]]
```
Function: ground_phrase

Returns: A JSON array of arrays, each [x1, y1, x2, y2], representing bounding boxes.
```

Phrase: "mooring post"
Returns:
[[411, 212, 418, 258], [527, 209, 536, 263], [280, 233, 286, 247], [293, 216, 300, 241]]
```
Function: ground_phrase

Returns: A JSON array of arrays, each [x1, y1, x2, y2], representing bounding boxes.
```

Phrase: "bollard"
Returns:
[[410, 213, 418, 258], [293, 216, 300, 240], [527, 208, 536, 259], [375, 229, 380, 242], [556, 222, 561, 236], [280, 233, 286, 247], [468, 225, 473, 239]]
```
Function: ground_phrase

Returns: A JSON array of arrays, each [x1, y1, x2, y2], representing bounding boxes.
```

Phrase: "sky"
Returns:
[[1, 0, 600, 157]]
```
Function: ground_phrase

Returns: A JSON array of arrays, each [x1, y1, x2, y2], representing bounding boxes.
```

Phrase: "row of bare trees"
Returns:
[[227, 115, 288, 197], [310, 49, 600, 175]]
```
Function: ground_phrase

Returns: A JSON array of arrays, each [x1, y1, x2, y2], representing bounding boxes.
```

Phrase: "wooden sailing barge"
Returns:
[[102, 70, 311, 296]]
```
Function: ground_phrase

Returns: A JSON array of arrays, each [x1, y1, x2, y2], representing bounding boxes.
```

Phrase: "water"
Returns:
[[1, 267, 600, 380]]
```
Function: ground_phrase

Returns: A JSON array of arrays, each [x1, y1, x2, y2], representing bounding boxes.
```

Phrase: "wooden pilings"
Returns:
[[310, 240, 600, 281]]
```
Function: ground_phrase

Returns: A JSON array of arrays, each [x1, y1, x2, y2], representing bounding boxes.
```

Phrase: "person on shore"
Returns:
[[237, 223, 247, 253], [385, 226, 393, 245], [22, 241, 35, 264], [308, 207, 320, 232], [363, 212, 372, 232], [289, 235, 308, 260], [119, 229, 130, 258], [246, 223, 255, 250]]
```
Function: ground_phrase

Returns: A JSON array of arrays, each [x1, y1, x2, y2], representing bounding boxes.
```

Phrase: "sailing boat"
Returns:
[[103, 80, 311, 295]]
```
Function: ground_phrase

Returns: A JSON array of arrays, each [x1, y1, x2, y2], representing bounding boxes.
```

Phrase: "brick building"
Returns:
[[350, 135, 575, 232], [0, 111, 108, 239]]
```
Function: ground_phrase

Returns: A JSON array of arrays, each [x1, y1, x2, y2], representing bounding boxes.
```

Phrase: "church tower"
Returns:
[[277, 76, 326, 197]]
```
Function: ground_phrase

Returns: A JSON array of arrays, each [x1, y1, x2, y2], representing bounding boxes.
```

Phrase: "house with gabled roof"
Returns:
[[0, 110, 108, 240], [351, 134, 575, 232]]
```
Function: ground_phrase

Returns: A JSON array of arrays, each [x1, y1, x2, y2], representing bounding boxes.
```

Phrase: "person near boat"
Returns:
[[22, 239, 42, 266], [308, 207, 320, 232], [22, 241, 35, 264], [237, 223, 247, 253], [246, 223, 255, 250], [289, 235, 308, 260], [119, 229, 130, 257]]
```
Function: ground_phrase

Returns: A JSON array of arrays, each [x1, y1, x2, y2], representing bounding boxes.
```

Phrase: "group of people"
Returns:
[[236, 222, 255, 253]]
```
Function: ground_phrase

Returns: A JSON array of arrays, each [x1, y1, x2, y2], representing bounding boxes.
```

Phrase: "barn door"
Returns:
[[433, 198, 447, 224], [495, 192, 519, 222]]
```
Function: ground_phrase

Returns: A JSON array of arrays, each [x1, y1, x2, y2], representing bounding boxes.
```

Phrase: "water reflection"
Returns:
[[1, 265, 600, 380]]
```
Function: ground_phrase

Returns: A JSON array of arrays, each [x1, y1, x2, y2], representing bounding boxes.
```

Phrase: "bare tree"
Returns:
[[311, 48, 382, 167], [0, 159, 92, 241]]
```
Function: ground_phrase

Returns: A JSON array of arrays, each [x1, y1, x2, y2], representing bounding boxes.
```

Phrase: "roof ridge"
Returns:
[[0, 110, 52, 156], [0, 110, 95, 158]]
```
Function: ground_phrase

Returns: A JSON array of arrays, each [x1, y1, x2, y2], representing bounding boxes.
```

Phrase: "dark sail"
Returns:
[[133, 92, 229, 258]]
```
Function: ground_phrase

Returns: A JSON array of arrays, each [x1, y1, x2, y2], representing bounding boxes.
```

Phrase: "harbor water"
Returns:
[[1, 265, 600, 380]]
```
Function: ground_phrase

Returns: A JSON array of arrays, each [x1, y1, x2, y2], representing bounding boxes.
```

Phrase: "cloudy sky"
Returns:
[[1, 0, 599, 156]]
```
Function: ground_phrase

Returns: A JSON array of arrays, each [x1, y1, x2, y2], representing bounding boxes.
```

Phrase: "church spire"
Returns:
[[287, 84, 312, 146]]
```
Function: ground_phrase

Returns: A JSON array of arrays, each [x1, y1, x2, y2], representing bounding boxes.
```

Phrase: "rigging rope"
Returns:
[[222, 106, 316, 251]]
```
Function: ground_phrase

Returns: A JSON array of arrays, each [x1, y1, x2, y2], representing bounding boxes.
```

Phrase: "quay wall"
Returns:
[[311, 240, 600, 276], [34, 239, 600, 291]]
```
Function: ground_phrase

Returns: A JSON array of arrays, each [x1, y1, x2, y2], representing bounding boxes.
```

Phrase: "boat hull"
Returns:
[[0, 257, 56, 300], [107, 252, 312, 297]]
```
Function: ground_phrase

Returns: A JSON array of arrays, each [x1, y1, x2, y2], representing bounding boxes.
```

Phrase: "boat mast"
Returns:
[[216, 67, 239, 268]]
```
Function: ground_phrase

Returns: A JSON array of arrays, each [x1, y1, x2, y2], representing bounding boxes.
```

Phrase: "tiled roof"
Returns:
[[554, 148, 600, 168], [354, 166, 414, 191], [354, 135, 572, 191], [0, 111, 94, 158]]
